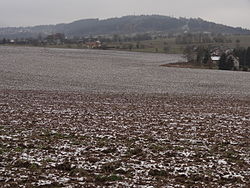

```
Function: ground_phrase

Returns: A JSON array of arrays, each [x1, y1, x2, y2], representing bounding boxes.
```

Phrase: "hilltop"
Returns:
[[0, 15, 250, 39]]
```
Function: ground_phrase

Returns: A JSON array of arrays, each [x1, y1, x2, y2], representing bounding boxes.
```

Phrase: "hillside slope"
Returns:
[[0, 15, 250, 38]]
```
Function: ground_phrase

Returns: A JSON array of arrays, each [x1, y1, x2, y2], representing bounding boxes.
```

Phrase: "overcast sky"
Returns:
[[0, 0, 250, 29]]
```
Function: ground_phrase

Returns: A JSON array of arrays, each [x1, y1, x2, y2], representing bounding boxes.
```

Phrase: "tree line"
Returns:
[[185, 45, 250, 71], [233, 47, 250, 69], [176, 33, 232, 44]]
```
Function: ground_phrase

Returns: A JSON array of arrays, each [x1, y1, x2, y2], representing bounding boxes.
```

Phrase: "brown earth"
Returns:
[[161, 61, 217, 69], [0, 90, 249, 187]]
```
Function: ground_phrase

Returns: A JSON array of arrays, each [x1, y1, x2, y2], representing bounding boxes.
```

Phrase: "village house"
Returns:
[[207, 47, 239, 70], [210, 48, 223, 56], [210, 53, 240, 70], [211, 56, 221, 64], [85, 41, 102, 49], [46, 33, 65, 44], [227, 54, 240, 70]]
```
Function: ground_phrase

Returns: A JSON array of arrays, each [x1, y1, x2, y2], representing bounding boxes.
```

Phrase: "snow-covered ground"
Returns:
[[0, 46, 249, 187], [0, 46, 249, 97]]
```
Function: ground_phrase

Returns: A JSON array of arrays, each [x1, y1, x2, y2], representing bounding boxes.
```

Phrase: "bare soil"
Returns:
[[161, 61, 217, 69], [0, 90, 249, 187]]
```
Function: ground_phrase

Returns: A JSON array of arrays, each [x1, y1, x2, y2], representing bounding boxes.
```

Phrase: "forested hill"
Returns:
[[1, 15, 250, 38]]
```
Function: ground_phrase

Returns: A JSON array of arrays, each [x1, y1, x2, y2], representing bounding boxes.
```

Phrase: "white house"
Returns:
[[211, 56, 221, 64]]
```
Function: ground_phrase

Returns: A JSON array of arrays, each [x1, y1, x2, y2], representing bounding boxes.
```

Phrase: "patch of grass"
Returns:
[[223, 150, 246, 165], [145, 136, 157, 142], [69, 168, 88, 176], [102, 147, 117, 154], [54, 133, 72, 139], [115, 168, 129, 175], [44, 157, 54, 163], [71, 140, 82, 146], [210, 145, 219, 153], [162, 61, 218, 70], [101, 161, 121, 173], [0, 145, 11, 154], [0, 126, 6, 135], [78, 135, 91, 141], [164, 151, 176, 158], [149, 144, 165, 152], [87, 157, 99, 163], [224, 149, 238, 159], [96, 137, 112, 147], [55, 161, 74, 171], [38, 182, 63, 188], [95, 174, 123, 183], [220, 141, 230, 147], [174, 146, 185, 151], [189, 174, 210, 182], [37, 144, 53, 150], [40, 131, 71, 140], [14, 146, 25, 152], [125, 137, 140, 147], [174, 174, 188, 184], [13, 160, 39, 169], [148, 169, 168, 176], [219, 176, 243, 185], [126, 147, 143, 156]]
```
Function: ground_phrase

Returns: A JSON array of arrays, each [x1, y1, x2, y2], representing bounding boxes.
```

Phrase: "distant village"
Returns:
[[186, 45, 250, 71], [0, 33, 104, 49], [185, 46, 246, 71]]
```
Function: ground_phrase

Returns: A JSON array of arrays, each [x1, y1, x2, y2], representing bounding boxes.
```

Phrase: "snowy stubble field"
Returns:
[[0, 46, 249, 96], [0, 46, 249, 187]]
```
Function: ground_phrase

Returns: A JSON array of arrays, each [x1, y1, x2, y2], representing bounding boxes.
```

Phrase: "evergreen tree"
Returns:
[[202, 50, 210, 64], [196, 46, 204, 64], [218, 53, 234, 70], [226, 56, 235, 70], [218, 53, 227, 70], [2, 38, 6, 44], [234, 48, 246, 68], [246, 47, 250, 68]]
